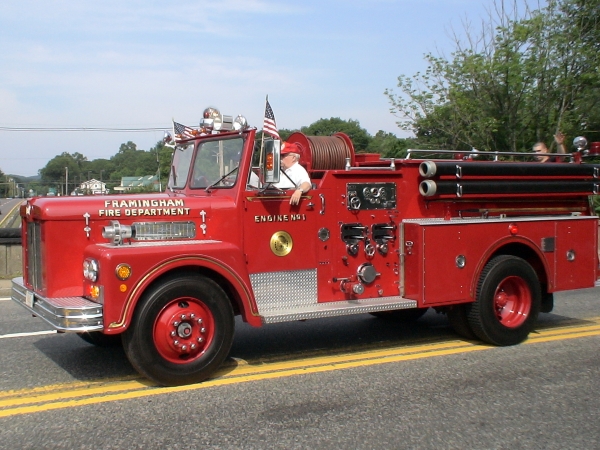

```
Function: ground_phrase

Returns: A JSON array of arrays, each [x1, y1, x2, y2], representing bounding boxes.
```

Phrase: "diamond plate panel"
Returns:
[[250, 269, 317, 313], [260, 298, 418, 324]]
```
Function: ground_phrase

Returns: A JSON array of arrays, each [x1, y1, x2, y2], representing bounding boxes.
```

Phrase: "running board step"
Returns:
[[259, 297, 418, 324]]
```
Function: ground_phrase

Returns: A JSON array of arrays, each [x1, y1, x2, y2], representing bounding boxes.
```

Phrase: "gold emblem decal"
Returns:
[[270, 231, 293, 256]]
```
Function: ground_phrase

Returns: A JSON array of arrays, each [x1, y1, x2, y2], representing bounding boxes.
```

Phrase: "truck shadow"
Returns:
[[33, 333, 137, 381], [31, 310, 591, 383], [227, 309, 590, 365]]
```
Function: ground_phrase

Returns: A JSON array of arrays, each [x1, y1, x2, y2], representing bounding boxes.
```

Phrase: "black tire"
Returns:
[[447, 304, 476, 340], [468, 255, 541, 346], [370, 307, 428, 322], [122, 274, 235, 386], [77, 331, 123, 347], [540, 292, 554, 313]]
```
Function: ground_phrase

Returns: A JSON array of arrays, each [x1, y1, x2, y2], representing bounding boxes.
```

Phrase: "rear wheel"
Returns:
[[447, 304, 476, 340], [122, 274, 234, 386], [468, 255, 540, 346]]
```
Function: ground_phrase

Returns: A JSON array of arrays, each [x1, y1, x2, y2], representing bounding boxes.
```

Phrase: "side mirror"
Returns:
[[262, 140, 281, 184]]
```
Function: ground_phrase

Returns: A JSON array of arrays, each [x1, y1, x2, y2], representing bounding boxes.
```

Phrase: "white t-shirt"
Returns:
[[274, 162, 310, 189]]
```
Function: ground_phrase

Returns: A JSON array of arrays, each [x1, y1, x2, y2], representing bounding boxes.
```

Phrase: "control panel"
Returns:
[[347, 183, 396, 210]]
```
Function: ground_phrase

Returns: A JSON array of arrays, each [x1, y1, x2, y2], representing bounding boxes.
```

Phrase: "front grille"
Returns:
[[133, 221, 197, 240], [26, 221, 44, 291]]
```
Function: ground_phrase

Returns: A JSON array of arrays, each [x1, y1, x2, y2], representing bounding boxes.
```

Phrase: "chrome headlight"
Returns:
[[83, 258, 99, 282]]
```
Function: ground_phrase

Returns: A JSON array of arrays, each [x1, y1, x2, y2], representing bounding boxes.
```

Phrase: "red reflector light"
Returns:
[[508, 223, 519, 235]]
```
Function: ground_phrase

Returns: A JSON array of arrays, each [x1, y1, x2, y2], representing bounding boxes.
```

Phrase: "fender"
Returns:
[[470, 235, 550, 298], [86, 241, 261, 332]]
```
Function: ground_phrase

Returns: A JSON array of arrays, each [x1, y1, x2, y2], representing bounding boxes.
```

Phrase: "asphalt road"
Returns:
[[0, 286, 599, 449], [0, 197, 24, 228]]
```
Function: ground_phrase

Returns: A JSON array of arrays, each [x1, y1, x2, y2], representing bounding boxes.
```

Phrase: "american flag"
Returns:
[[173, 121, 195, 140], [263, 99, 280, 140]]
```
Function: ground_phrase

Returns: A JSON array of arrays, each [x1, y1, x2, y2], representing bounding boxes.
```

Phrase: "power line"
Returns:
[[0, 126, 165, 132]]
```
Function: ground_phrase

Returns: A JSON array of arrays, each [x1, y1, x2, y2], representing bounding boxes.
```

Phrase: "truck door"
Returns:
[[242, 182, 331, 316], [242, 190, 319, 273]]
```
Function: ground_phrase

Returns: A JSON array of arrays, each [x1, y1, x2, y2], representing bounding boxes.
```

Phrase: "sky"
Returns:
[[0, 0, 537, 177]]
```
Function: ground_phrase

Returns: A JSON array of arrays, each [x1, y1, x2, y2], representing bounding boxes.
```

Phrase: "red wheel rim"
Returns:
[[493, 276, 531, 328], [153, 297, 215, 364]]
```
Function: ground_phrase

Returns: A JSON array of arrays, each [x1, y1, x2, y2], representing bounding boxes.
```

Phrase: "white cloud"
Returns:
[[0, 0, 536, 176]]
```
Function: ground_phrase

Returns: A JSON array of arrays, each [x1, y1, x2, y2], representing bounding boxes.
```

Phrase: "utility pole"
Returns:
[[156, 147, 163, 192], [65, 167, 68, 196]]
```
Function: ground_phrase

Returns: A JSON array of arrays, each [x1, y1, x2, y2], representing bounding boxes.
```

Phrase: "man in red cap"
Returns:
[[275, 141, 311, 205]]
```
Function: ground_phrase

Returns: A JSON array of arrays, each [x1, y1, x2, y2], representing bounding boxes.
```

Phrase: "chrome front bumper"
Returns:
[[11, 277, 103, 332]]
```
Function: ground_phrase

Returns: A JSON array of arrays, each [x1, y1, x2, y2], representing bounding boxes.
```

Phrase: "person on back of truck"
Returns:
[[533, 132, 568, 163], [275, 141, 311, 205]]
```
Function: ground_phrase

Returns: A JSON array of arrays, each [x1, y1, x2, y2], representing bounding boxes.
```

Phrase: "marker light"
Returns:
[[88, 285, 101, 299], [116, 263, 132, 281], [508, 223, 519, 235]]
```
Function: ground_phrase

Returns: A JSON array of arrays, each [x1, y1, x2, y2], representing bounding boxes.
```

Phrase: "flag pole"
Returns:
[[259, 95, 268, 172], [260, 95, 267, 153]]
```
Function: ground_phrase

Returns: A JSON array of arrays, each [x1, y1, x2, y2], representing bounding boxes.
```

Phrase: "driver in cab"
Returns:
[[275, 142, 311, 205]]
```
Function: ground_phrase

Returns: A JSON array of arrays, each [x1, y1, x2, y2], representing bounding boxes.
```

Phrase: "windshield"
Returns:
[[168, 143, 194, 189], [168, 136, 245, 190], [191, 137, 245, 189]]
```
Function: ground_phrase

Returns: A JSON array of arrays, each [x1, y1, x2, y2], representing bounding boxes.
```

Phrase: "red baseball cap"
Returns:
[[281, 142, 301, 156]]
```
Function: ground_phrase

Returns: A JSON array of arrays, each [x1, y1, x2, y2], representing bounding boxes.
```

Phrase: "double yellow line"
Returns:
[[0, 201, 22, 228], [1, 317, 599, 418]]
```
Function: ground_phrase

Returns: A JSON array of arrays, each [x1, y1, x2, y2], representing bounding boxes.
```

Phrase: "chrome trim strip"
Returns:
[[403, 215, 598, 225]]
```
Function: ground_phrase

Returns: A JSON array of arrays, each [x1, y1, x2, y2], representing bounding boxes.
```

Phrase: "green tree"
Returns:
[[109, 141, 158, 181], [366, 131, 411, 158], [385, 0, 600, 152], [153, 140, 173, 191], [84, 158, 114, 182], [39, 152, 88, 194], [556, 0, 600, 142], [38, 141, 166, 194], [0, 169, 8, 197], [301, 118, 372, 152]]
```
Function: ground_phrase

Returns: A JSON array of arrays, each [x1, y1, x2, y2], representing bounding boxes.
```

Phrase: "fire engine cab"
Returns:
[[11, 107, 600, 386]]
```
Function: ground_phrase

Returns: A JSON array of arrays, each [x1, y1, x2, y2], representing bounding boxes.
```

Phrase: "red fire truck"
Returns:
[[11, 107, 600, 386]]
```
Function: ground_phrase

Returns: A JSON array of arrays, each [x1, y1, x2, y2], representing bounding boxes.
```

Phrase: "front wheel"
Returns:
[[468, 255, 541, 346], [122, 274, 235, 386]]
